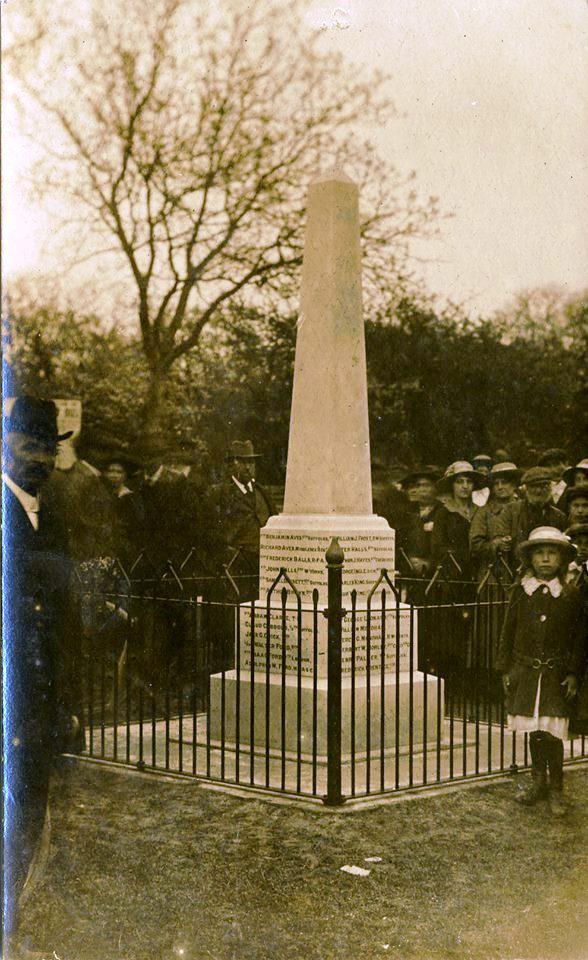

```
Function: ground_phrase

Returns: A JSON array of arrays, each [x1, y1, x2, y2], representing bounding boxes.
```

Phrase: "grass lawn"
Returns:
[[18, 760, 588, 960]]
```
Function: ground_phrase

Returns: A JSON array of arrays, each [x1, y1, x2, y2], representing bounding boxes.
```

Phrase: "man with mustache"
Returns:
[[3, 397, 83, 958]]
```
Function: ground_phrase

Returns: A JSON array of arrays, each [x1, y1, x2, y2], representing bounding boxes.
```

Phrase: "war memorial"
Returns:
[[75, 170, 587, 807], [209, 171, 439, 765]]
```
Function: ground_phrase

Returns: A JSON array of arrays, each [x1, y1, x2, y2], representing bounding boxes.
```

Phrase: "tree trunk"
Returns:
[[139, 367, 168, 458]]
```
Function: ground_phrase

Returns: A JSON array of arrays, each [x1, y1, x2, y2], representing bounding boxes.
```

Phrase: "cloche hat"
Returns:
[[99, 450, 141, 476], [400, 466, 439, 488], [562, 459, 588, 486], [559, 485, 588, 512], [518, 526, 576, 565], [436, 461, 486, 493]]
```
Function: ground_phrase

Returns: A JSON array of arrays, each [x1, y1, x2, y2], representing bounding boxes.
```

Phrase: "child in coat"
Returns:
[[496, 526, 586, 816]]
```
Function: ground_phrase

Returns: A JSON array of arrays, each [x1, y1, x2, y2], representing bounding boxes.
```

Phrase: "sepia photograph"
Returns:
[[2, 1, 588, 958]]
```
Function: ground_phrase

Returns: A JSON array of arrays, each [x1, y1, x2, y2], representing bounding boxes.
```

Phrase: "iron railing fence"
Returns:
[[74, 546, 587, 805]]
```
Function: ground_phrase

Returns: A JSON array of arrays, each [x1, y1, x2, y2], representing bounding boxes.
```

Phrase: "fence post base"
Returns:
[[321, 794, 347, 807]]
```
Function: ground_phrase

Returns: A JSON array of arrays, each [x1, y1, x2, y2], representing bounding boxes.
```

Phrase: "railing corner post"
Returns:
[[323, 538, 346, 807]]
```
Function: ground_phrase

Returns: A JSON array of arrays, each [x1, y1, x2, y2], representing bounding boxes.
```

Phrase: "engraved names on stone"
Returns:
[[259, 530, 395, 601], [239, 603, 414, 678]]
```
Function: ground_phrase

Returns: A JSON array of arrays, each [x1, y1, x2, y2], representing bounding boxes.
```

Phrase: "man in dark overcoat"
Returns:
[[3, 397, 84, 956], [207, 440, 275, 602], [203, 441, 275, 673], [44, 443, 119, 563]]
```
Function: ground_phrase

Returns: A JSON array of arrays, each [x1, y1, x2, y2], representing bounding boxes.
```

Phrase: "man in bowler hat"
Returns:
[[3, 397, 84, 957], [208, 440, 275, 602]]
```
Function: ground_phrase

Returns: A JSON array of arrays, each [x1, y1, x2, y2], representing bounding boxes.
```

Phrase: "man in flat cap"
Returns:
[[3, 397, 84, 957], [494, 466, 566, 571], [537, 448, 570, 505]]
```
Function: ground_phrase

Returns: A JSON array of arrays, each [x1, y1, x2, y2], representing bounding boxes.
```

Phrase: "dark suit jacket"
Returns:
[[44, 461, 120, 561], [431, 503, 474, 579], [405, 500, 445, 564], [3, 483, 84, 756], [206, 479, 275, 565]]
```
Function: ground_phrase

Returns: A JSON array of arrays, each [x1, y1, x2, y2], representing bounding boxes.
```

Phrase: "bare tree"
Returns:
[[8, 0, 442, 446]]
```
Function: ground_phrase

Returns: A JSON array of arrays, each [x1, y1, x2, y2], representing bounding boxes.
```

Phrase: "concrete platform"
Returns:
[[208, 670, 441, 756], [84, 713, 588, 801]]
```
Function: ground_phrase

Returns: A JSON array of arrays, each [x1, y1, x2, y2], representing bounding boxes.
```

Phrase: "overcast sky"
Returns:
[[4, 0, 587, 315]]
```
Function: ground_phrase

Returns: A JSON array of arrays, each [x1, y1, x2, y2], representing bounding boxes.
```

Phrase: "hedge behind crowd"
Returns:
[[4, 286, 587, 483]]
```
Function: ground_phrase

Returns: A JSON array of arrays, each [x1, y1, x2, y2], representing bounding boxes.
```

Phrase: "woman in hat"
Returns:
[[431, 461, 485, 580], [468, 464, 522, 711], [469, 462, 521, 583], [400, 467, 442, 578], [496, 527, 585, 816], [562, 458, 588, 490], [561, 486, 588, 527], [568, 522, 588, 738], [100, 454, 144, 563], [558, 459, 588, 520]]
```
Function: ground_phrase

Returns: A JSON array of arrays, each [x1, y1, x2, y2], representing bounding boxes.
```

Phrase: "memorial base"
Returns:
[[209, 670, 441, 758]]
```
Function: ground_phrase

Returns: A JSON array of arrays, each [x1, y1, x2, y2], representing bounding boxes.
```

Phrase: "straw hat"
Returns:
[[436, 461, 486, 493], [488, 461, 522, 484], [518, 526, 576, 565]]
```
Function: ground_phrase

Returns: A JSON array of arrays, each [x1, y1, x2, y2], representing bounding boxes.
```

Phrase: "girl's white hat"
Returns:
[[518, 526, 576, 564]]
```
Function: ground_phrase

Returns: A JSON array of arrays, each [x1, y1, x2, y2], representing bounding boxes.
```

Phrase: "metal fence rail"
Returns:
[[75, 546, 587, 805]]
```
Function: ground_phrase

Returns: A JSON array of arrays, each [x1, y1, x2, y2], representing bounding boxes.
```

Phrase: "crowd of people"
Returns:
[[42, 433, 588, 597], [378, 451, 588, 819], [44, 437, 276, 591], [2, 396, 588, 955], [376, 450, 588, 588]]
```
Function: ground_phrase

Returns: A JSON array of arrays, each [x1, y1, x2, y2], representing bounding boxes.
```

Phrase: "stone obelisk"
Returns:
[[209, 172, 438, 760], [260, 171, 394, 601], [284, 170, 372, 517]]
